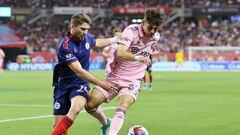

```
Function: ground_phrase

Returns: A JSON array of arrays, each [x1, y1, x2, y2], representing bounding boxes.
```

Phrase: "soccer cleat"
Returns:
[[148, 84, 152, 91], [100, 118, 111, 135], [143, 83, 148, 90]]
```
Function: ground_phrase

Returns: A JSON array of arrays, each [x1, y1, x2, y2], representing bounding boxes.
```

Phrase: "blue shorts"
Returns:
[[53, 84, 90, 115]]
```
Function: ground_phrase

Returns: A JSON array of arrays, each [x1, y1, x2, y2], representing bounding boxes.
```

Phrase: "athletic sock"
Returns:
[[143, 74, 147, 83], [108, 107, 126, 135], [88, 106, 108, 126], [51, 116, 73, 135], [149, 73, 152, 83]]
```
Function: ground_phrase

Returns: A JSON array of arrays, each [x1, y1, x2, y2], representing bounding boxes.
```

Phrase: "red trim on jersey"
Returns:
[[63, 36, 70, 50]]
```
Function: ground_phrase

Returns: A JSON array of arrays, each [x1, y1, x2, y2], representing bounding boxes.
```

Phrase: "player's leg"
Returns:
[[108, 82, 140, 135], [148, 70, 153, 90], [143, 72, 148, 90], [51, 89, 71, 135], [86, 86, 117, 135], [108, 95, 135, 135], [53, 115, 68, 135], [51, 96, 86, 135], [86, 88, 108, 125], [147, 63, 153, 91]]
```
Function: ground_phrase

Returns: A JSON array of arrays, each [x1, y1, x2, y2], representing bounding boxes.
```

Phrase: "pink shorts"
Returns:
[[95, 80, 141, 103]]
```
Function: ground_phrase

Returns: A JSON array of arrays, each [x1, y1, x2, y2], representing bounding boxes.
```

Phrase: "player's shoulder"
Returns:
[[58, 35, 74, 50], [85, 33, 94, 40], [85, 33, 96, 47], [125, 24, 140, 32]]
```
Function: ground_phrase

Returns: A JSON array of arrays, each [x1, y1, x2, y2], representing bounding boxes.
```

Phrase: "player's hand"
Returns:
[[142, 57, 151, 66], [109, 33, 122, 44], [114, 32, 122, 40], [134, 56, 151, 66], [99, 80, 118, 95]]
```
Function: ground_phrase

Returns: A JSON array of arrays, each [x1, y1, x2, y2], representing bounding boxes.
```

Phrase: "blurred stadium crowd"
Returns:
[[2, 0, 240, 8], [0, 0, 240, 63]]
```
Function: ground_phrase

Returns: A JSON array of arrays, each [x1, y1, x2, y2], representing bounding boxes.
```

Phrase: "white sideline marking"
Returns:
[[0, 107, 116, 123], [0, 104, 50, 107]]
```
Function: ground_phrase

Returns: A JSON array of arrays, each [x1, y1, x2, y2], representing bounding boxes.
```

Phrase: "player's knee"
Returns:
[[119, 103, 130, 110], [86, 101, 98, 111], [69, 106, 82, 115]]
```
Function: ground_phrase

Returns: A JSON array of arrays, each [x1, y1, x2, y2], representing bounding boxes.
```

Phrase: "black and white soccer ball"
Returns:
[[127, 125, 149, 135]]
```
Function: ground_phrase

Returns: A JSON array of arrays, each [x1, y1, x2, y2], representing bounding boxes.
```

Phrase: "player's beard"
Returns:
[[143, 29, 154, 38], [73, 30, 85, 41], [78, 34, 85, 41], [145, 33, 154, 38]]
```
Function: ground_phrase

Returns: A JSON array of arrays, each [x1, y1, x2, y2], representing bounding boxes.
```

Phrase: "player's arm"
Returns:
[[68, 61, 118, 91], [116, 44, 136, 61], [94, 33, 121, 49], [117, 43, 151, 66]]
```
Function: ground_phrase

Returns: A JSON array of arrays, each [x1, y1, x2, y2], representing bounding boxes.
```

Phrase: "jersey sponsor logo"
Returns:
[[131, 47, 140, 54], [139, 51, 150, 57], [85, 42, 90, 49], [131, 47, 150, 57], [54, 102, 61, 110]]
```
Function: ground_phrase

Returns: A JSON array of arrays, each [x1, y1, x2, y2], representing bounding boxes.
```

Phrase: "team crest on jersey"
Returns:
[[54, 102, 60, 110], [85, 43, 90, 49], [74, 48, 77, 53]]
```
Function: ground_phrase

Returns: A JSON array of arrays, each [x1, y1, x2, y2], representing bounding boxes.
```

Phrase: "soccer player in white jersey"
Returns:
[[86, 9, 165, 135]]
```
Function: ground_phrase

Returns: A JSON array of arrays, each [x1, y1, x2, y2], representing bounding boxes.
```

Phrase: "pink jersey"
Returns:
[[0, 49, 5, 70], [103, 43, 118, 74], [108, 24, 160, 83], [0, 49, 5, 58]]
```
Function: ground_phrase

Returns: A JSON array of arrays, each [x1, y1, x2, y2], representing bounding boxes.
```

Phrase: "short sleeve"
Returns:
[[118, 26, 135, 47], [87, 34, 96, 48], [58, 39, 78, 64]]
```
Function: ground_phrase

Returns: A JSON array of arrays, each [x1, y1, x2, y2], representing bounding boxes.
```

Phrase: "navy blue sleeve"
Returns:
[[87, 34, 96, 48], [58, 39, 78, 64]]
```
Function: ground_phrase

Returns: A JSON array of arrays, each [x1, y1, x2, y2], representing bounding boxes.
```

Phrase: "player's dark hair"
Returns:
[[71, 13, 92, 26], [144, 9, 165, 26]]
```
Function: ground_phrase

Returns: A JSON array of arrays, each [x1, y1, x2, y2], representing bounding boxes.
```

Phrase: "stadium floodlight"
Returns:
[[188, 46, 240, 62], [131, 19, 142, 23]]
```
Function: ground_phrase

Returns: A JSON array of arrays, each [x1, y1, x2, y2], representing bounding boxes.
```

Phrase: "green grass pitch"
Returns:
[[0, 71, 240, 135]]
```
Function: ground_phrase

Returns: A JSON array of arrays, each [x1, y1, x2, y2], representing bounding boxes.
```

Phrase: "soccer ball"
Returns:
[[127, 125, 149, 135]]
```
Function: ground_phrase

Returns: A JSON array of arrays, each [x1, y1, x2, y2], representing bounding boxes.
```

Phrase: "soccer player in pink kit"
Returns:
[[86, 9, 165, 135], [102, 28, 122, 74], [0, 48, 5, 73]]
